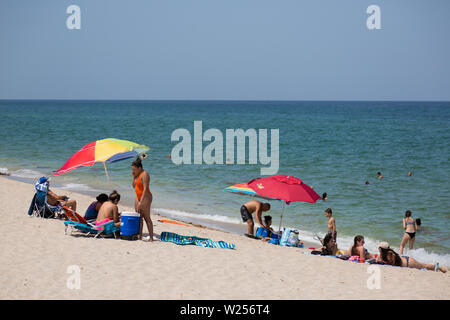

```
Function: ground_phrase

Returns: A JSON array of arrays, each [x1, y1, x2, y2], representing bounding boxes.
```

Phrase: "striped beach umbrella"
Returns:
[[224, 182, 278, 201], [53, 138, 149, 180]]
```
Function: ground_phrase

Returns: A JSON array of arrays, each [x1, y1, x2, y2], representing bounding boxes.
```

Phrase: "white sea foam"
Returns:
[[60, 183, 96, 192], [0, 167, 9, 175], [10, 168, 44, 179]]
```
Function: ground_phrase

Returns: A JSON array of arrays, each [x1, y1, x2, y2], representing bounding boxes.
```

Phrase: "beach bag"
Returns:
[[279, 228, 291, 246], [280, 228, 299, 247], [287, 230, 299, 247]]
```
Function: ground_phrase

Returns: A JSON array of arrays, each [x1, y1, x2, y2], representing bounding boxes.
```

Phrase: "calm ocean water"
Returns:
[[1, 100, 449, 264]]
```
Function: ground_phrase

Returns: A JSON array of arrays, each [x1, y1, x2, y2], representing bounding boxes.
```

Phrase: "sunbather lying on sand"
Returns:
[[377, 242, 447, 273], [96, 190, 121, 228], [311, 233, 338, 255]]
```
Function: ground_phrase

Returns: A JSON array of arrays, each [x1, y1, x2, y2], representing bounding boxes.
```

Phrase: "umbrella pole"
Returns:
[[278, 202, 285, 233], [103, 162, 110, 183]]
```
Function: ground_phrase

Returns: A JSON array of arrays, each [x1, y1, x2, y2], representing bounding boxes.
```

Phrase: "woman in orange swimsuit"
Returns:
[[131, 156, 153, 242]]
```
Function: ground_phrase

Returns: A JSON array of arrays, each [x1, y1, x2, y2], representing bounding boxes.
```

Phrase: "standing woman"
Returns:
[[399, 210, 416, 254], [131, 156, 153, 242]]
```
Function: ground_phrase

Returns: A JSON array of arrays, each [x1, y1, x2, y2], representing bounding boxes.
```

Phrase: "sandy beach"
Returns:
[[0, 176, 449, 300]]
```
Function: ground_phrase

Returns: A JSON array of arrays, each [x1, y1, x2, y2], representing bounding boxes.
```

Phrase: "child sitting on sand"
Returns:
[[263, 215, 275, 234], [259, 216, 275, 242]]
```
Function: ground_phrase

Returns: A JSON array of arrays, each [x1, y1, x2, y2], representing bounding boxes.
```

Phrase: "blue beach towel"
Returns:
[[160, 232, 235, 250]]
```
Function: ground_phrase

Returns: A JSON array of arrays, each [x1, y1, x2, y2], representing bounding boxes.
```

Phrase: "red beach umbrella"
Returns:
[[247, 175, 321, 204], [247, 175, 321, 232]]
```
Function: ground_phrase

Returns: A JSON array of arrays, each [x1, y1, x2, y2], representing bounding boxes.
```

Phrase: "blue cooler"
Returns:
[[120, 212, 140, 240], [268, 231, 280, 245], [256, 227, 270, 237], [256, 227, 264, 237]]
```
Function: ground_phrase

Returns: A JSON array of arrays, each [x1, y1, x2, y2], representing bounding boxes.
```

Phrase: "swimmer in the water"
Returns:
[[377, 172, 383, 179]]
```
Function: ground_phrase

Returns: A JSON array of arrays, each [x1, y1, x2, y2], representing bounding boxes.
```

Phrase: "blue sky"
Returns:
[[1, 0, 449, 100]]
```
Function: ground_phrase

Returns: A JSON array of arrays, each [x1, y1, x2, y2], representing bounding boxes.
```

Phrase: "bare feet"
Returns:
[[436, 263, 447, 273]]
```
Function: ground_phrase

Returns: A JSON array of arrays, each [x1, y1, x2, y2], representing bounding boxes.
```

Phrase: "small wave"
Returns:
[[60, 183, 96, 192], [154, 208, 242, 225], [0, 167, 10, 175], [10, 168, 44, 179]]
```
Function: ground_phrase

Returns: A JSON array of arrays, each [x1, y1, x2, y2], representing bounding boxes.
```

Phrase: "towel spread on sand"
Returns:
[[160, 232, 235, 249]]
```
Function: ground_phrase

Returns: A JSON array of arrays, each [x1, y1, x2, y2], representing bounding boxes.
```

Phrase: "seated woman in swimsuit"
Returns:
[[131, 156, 153, 242], [400, 210, 417, 254], [378, 242, 447, 273], [348, 235, 374, 261], [96, 190, 121, 228], [84, 193, 108, 221]]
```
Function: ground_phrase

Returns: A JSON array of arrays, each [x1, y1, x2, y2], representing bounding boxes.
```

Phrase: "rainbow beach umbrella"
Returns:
[[53, 138, 149, 180], [224, 183, 278, 201]]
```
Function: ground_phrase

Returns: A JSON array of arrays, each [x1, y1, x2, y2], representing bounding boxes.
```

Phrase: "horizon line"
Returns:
[[1, 98, 450, 103]]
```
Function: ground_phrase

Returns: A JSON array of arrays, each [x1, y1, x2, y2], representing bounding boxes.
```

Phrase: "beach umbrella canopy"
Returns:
[[224, 182, 278, 201], [247, 175, 321, 204], [224, 183, 258, 197], [53, 138, 149, 178], [247, 175, 321, 232]]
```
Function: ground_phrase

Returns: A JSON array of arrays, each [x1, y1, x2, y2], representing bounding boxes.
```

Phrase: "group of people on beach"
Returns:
[[237, 171, 446, 273], [90, 157, 154, 241], [44, 156, 154, 242], [42, 163, 446, 272]]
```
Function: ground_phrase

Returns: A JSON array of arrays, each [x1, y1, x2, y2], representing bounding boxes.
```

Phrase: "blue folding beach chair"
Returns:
[[27, 177, 62, 219], [62, 206, 119, 238], [64, 220, 119, 238]]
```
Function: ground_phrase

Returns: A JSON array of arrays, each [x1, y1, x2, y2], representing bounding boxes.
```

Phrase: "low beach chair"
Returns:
[[28, 189, 62, 219], [62, 206, 119, 239]]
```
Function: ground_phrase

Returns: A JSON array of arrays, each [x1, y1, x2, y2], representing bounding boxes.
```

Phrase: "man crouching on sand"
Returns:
[[96, 190, 121, 228], [241, 200, 270, 236]]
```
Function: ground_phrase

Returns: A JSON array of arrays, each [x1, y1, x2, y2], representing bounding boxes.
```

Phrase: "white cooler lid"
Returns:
[[121, 212, 140, 217]]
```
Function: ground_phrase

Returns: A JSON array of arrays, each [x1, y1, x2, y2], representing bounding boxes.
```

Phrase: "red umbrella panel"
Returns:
[[247, 175, 321, 232], [247, 175, 321, 204]]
